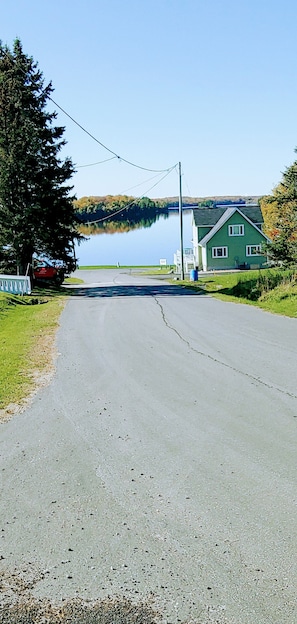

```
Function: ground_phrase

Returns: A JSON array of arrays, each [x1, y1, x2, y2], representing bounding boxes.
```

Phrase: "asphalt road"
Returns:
[[1, 269, 297, 623]]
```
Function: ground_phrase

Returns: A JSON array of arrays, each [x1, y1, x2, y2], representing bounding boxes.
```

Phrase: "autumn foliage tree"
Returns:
[[0, 39, 81, 275], [74, 195, 167, 228], [260, 155, 297, 265]]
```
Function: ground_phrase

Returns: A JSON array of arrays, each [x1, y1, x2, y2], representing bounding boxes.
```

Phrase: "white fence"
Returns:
[[174, 248, 195, 273], [0, 274, 31, 295]]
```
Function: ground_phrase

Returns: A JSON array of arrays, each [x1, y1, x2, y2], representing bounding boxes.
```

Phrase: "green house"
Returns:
[[192, 205, 270, 272]]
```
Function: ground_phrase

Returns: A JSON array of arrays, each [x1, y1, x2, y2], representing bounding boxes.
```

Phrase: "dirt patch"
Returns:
[[0, 597, 161, 624], [0, 566, 238, 624], [0, 357, 56, 423], [0, 567, 161, 623]]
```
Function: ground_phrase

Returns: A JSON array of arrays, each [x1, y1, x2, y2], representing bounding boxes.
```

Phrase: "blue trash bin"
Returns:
[[190, 269, 198, 282]]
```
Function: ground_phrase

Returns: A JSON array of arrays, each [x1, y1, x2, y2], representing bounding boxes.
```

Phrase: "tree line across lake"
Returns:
[[74, 195, 169, 234], [74, 195, 250, 235]]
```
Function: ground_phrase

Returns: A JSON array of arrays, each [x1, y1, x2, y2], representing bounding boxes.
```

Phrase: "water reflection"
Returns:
[[78, 212, 166, 236], [75, 211, 192, 266]]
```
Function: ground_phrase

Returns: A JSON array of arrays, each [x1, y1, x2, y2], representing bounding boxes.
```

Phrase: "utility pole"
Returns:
[[179, 161, 184, 280]]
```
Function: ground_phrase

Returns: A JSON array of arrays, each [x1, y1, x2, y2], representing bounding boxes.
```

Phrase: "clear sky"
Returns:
[[2, 0, 297, 200]]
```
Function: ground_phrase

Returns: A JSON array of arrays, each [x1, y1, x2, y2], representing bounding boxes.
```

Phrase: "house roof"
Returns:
[[193, 205, 263, 227], [197, 207, 270, 246]]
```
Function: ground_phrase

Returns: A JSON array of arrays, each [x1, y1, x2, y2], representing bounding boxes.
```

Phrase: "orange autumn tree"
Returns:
[[260, 156, 297, 265]]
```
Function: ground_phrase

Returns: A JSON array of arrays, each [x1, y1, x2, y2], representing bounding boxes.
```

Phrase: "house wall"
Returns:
[[201, 247, 207, 271], [192, 222, 199, 265], [193, 224, 215, 267], [205, 212, 267, 271], [198, 226, 212, 242]]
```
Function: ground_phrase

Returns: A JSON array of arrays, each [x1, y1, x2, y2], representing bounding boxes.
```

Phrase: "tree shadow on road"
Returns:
[[67, 284, 205, 298]]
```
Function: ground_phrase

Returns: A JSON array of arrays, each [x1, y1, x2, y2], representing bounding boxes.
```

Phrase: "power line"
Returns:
[[1, 46, 178, 178], [144, 165, 177, 195], [183, 172, 192, 197], [120, 170, 171, 194], [83, 165, 176, 224], [49, 96, 177, 174], [77, 156, 118, 168]]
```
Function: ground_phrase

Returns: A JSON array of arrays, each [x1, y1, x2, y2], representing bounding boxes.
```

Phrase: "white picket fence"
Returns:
[[0, 274, 31, 295]]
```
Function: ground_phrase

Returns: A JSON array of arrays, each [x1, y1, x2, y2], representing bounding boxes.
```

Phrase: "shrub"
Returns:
[[230, 270, 296, 301]]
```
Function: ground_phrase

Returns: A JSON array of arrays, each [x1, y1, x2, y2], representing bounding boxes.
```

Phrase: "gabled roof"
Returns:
[[198, 207, 270, 246], [193, 205, 263, 227]]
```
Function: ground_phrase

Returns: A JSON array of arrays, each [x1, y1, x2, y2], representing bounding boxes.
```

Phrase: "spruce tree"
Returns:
[[0, 39, 81, 275]]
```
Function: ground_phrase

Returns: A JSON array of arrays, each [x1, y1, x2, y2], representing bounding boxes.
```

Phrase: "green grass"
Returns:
[[64, 276, 84, 284], [136, 266, 175, 275], [180, 269, 297, 317], [258, 278, 297, 317], [78, 264, 162, 269], [76, 264, 175, 275], [0, 290, 66, 414]]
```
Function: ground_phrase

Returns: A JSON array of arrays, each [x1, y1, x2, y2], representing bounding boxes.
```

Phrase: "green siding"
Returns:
[[197, 226, 212, 242], [205, 212, 267, 270]]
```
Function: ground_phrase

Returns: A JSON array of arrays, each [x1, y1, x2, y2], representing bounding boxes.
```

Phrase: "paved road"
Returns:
[[1, 269, 297, 623]]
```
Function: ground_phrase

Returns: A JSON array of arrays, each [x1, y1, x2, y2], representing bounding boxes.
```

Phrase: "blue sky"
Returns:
[[2, 0, 297, 200]]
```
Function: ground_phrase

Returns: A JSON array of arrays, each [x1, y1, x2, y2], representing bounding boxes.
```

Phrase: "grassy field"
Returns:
[[0, 289, 66, 417], [78, 264, 166, 270]]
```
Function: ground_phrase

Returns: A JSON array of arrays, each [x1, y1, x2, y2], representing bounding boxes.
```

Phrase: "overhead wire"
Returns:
[[84, 164, 177, 224], [49, 96, 177, 174], [183, 172, 192, 197], [120, 170, 171, 195], [77, 156, 118, 168], [1, 46, 178, 182]]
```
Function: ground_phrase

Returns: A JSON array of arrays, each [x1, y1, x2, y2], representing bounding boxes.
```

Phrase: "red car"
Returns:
[[33, 259, 65, 285]]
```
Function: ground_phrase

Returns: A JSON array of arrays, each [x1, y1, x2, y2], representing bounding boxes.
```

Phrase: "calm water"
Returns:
[[75, 211, 193, 266]]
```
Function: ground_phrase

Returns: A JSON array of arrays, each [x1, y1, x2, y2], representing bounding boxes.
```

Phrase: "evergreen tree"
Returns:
[[0, 39, 81, 275]]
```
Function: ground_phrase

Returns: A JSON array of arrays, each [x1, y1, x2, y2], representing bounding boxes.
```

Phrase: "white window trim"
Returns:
[[246, 244, 262, 256], [212, 246, 228, 258], [228, 224, 244, 236]]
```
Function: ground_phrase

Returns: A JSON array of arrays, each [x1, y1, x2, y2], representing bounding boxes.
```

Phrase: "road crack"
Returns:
[[154, 297, 297, 403]]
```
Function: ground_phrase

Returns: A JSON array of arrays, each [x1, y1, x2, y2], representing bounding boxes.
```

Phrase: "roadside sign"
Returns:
[[160, 259, 167, 266]]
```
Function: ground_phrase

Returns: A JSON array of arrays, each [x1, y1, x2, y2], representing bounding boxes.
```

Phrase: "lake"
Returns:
[[74, 210, 193, 266]]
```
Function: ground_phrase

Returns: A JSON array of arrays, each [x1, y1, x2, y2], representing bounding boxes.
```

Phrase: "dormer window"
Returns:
[[228, 224, 244, 236]]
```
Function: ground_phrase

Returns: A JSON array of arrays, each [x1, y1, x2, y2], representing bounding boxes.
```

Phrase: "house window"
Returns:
[[212, 246, 228, 258], [246, 245, 262, 256], [228, 224, 244, 236]]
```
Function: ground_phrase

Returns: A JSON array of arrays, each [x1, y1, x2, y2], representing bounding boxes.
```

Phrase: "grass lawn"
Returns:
[[0, 289, 66, 418], [78, 264, 164, 270], [64, 276, 84, 284], [179, 269, 297, 318]]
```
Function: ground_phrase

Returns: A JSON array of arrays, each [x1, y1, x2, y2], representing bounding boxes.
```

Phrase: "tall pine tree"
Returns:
[[0, 39, 81, 275]]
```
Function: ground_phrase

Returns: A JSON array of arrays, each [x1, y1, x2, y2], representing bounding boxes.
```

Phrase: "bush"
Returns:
[[230, 270, 296, 301]]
